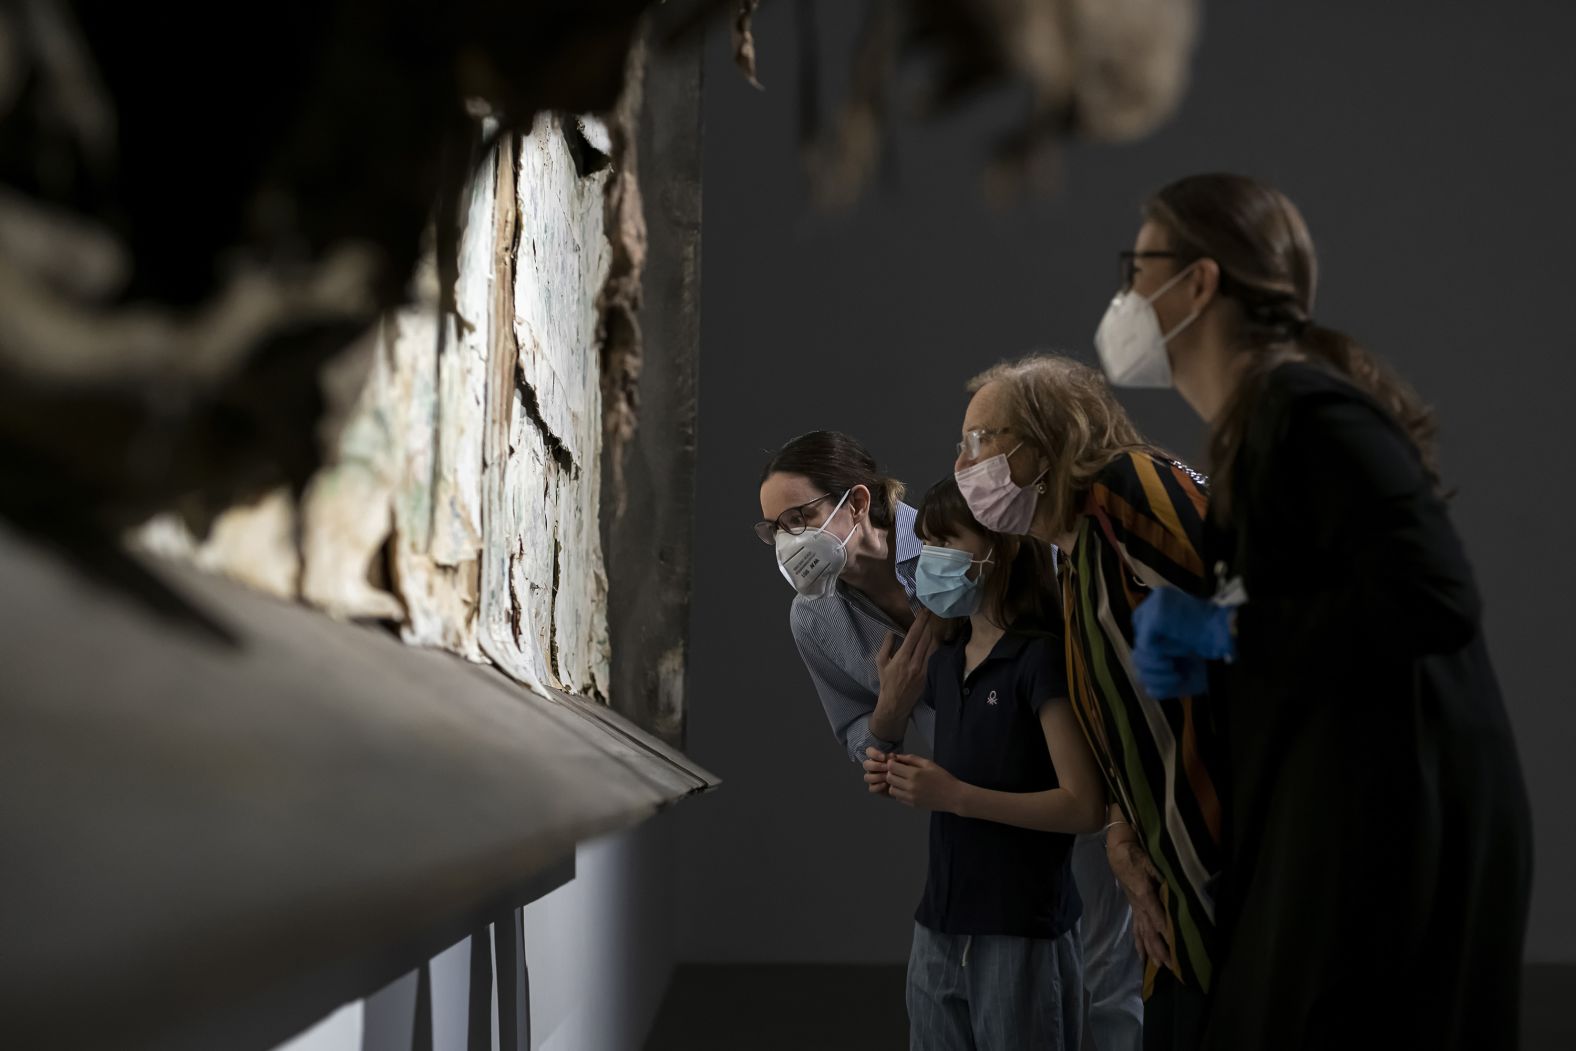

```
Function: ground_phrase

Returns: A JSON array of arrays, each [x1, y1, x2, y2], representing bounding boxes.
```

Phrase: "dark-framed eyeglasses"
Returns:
[[753, 493, 835, 545], [956, 427, 1012, 461], [1119, 250, 1181, 292]]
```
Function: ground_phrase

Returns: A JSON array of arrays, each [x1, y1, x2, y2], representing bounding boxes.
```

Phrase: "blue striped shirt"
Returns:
[[788, 502, 936, 763]]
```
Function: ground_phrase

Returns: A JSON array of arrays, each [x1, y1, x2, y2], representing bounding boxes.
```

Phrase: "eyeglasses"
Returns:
[[1119, 250, 1181, 292], [754, 493, 835, 545], [956, 428, 1012, 461]]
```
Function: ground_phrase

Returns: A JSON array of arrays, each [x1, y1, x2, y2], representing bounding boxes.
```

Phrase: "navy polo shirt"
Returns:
[[914, 620, 1082, 939]]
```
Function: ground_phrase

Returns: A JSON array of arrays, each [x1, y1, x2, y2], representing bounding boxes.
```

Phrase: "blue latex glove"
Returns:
[[1132, 648, 1209, 699], [1131, 588, 1235, 699]]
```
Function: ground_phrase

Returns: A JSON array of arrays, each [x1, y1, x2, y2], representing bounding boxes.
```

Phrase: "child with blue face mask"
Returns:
[[877, 476, 1107, 1051]]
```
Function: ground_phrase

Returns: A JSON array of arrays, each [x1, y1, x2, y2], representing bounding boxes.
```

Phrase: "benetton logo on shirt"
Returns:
[[986, 690, 998, 706]]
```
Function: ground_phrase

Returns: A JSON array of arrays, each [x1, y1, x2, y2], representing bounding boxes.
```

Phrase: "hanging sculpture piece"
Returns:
[[0, 0, 661, 571], [787, 0, 1201, 206], [0, 0, 1200, 693]]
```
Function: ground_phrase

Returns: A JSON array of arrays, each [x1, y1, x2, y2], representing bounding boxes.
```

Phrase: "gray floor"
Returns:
[[647, 965, 909, 1051], [648, 964, 1576, 1050]]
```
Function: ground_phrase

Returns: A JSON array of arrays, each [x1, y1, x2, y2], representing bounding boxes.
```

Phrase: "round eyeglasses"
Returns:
[[753, 493, 835, 545]]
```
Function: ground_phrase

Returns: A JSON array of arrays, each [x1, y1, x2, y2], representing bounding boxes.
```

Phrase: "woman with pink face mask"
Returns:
[[954, 355, 1221, 1051]]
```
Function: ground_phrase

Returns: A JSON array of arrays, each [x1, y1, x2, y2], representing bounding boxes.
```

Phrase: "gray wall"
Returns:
[[680, 0, 1576, 964], [521, 819, 679, 1049], [272, 818, 681, 1051]]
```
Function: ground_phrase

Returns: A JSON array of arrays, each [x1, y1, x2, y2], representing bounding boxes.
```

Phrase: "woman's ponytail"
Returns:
[[1142, 174, 1446, 503], [1297, 323, 1443, 491]]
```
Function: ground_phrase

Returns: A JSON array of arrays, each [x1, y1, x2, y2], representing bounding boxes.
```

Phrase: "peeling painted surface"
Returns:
[[597, 36, 648, 521], [434, 139, 493, 569], [382, 278, 485, 657], [202, 488, 300, 598], [375, 146, 494, 659], [480, 114, 612, 699], [136, 488, 301, 601], [601, 40, 702, 745], [300, 322, 402, 622], [512, 119, 607, 474], [135, 112, 618, 703], [300, 460, 402, 622]]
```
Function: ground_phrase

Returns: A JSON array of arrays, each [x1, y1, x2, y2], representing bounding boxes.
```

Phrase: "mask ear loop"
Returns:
[[1150, 260, 1205, 344], [968, 546, 995, 584], [779, 488, 853, 573], [1016, 447, 1050, 495], [824, 488, 861, 548], [1005, 442, 1051, 495]]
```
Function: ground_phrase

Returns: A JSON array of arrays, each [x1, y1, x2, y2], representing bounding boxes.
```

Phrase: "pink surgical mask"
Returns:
[[955, 443, 1047, 535]]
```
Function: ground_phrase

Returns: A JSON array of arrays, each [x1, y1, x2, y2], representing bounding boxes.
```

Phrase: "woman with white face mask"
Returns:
[[954, 355, 1220, 1051], [1111, 173, 1531, 1050], [758, 431, 941, 766]]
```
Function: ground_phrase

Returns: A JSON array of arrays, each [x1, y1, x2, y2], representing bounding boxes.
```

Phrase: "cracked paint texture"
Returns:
[[136, 112, 615, 704]]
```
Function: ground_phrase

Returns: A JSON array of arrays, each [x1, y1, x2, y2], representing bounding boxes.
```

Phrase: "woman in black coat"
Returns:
[[1100, 172, 1532, 1049]]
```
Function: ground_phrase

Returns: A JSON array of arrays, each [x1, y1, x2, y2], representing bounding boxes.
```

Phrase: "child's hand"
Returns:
[[886, 754, 963, 813], [863, 747, 891, 795]]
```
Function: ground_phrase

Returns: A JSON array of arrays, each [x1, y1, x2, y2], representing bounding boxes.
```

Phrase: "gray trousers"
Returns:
[[906, 923, 1084, 1051], [1070, 832, 1145, 1051]]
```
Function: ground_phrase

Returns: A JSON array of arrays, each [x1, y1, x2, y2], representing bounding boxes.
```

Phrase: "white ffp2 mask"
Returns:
[[1094, 263, 1201, 388], [774, 490, 859, 599]]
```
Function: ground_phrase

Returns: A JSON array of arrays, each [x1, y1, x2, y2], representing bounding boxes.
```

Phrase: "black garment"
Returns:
[[915, 621, 1082, 939], [1145, 967, 1208, 1051], [1200, 361, 1533, 1050]]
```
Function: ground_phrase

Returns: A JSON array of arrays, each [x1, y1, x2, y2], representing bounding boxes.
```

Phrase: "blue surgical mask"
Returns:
[[915, 544, 993, 618]]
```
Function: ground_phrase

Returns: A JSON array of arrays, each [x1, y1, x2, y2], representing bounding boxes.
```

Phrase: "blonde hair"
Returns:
[[966, 353, 1149, 536]]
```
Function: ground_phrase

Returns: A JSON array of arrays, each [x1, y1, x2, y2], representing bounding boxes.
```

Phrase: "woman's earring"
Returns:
[[1036, 481, 1048, 495]]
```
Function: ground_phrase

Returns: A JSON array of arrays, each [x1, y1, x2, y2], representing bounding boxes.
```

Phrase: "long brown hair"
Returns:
[[914, 475, 1060, 637], [966, 354, 1153, 537], [761, 430, 906, 531], [1142, 173, 1442, 508]]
